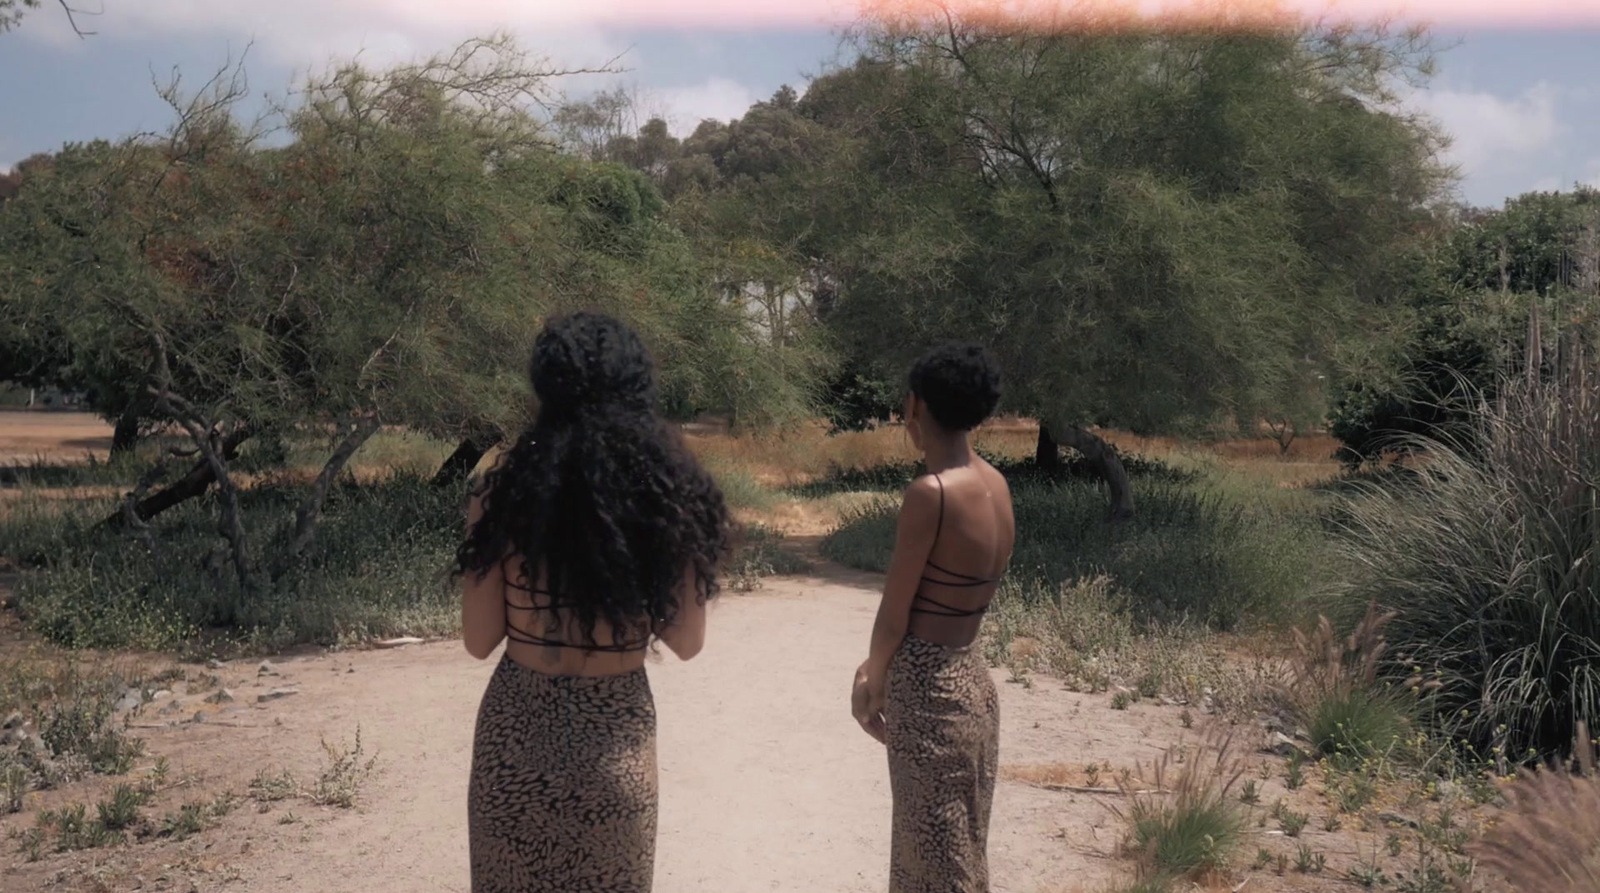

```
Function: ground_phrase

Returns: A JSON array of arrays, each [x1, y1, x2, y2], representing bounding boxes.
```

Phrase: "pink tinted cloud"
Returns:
[[461, 0, 1600, 29]]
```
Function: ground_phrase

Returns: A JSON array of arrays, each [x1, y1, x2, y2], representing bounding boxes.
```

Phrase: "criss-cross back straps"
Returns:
[[911, 474, 1002, 618], [501, 568, 649, 653]]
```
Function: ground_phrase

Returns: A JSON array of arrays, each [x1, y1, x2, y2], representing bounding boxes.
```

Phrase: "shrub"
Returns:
[[1336, 347, 1600, 759], [7, 473, 466, 652], [1287, 608, 1414, 762], [726, 524, 810, 590], [1111, 729, 1247, 880], [1472, 722, 1600, 892]]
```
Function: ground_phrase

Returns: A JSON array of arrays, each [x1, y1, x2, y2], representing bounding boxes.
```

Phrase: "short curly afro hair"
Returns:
[[907, 342, 1002, 432]]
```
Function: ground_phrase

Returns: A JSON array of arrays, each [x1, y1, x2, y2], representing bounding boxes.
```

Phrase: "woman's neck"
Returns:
[[922, 432, 974, 475]]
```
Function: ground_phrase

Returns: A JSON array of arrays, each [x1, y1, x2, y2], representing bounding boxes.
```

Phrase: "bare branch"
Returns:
[[56, 0, 99, 37]]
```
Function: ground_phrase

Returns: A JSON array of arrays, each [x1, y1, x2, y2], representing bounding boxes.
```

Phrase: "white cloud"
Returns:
[[1407, 82, 1561, 174], [20, 1, 633, 72], [655, 78, 761, 133]]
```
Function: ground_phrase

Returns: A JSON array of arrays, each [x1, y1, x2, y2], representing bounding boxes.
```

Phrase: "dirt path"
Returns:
[[0, 569, 1215, 893]]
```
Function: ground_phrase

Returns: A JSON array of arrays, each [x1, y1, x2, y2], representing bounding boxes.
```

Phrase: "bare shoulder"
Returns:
[[901, 474, 944, 514], [976, 458, 1014, 504]]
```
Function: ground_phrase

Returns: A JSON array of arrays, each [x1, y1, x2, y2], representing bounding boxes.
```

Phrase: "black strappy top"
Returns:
[[502, 563, 650, 653], [910, 474, 1005, 619]]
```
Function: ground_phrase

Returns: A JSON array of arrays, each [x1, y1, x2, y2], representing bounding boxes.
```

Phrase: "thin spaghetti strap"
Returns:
[[932, 473, 946, 545]]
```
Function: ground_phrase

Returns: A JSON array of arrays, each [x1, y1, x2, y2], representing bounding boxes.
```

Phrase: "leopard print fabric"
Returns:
[[884, 633, 1001, 893], [468, 654, 658, 893]]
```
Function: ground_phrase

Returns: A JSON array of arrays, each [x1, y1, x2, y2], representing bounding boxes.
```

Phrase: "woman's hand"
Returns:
[[852, 661, 887, 744]]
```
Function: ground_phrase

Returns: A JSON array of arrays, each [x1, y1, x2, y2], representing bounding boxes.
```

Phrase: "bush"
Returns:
[[1112, 731, 1246, 880], [822, 469, 1319, 630], [1472, 722, 1600, 892], [5, 470, 803, 653], [7, 473, 467, 653], [1287, 608, 1414, 762], [1336, 353, 1600, 759], [1306, 689, 1411, 762], [726, 524, 810, 590]]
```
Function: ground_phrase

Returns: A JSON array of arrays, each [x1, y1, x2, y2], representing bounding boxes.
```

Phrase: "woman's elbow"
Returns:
[[660, 629, 705, 661], [463, 634, 500, 661]]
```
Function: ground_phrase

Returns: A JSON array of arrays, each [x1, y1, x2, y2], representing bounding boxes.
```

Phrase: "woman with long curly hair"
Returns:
[[851, 342, 1013, 893], [455, 312, 730, 893]]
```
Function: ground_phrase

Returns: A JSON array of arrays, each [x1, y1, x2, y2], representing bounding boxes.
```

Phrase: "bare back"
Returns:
[[906, 459, 1015, 647], [500, 562, 652, 676]]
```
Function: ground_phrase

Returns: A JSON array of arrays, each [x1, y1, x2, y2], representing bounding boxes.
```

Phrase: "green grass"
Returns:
[[6, 473, 466, 653], [1114, 735, 1247, 880], [5, 462, 803, 654], [823, 464, 1324, 631], [1306, 688, 1412, 762], [703, 461, 777, 512], [726, 524, 810, 588]]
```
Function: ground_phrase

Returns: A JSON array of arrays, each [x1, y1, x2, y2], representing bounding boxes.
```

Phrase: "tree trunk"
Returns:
[[110, 406, 142, 457], [431, 436, 498, 487], [99, 426, 252, 529], [1049, 422, 1135, 524], [274, 418, 379, 579], [1034, 424, 1061, 471]]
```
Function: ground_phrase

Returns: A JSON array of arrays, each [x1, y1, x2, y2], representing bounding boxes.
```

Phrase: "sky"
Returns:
[[2, 1, 1598, 208]]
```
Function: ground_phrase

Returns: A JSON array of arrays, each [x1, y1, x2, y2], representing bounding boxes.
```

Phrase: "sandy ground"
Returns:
[[1, 569, 1230, 893], [0, 413, 1363, 892]]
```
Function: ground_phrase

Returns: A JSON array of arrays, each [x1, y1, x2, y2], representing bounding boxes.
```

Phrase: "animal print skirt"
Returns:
[[885, 633, 1001, 893], [468, 655, 658, 893]]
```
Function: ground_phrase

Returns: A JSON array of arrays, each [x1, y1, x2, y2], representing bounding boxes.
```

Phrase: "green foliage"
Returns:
[[1329, 188, 1600, 464], [3, 468, 805, 652], [1116, 736, 1246, 879], [822, 464, 1320, 630], [0, 36, 821, 598], [791, 14, 1449, 438], [1307, 688, 1410, 761], [1336, 350, 1600, 759], [817, 359, 900, 434], [37, 689, 144, 775], [726, 524, 811, 590], [7, 473, 466, 652]]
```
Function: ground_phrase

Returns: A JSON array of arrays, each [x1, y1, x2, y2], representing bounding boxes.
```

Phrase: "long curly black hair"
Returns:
[[453, 312, 732, 646]]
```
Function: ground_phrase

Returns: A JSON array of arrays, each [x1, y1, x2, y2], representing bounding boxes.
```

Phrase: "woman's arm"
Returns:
[[654, 565, 709, 661], [460, 487, 508, 660], [853, 478, 940, 740]]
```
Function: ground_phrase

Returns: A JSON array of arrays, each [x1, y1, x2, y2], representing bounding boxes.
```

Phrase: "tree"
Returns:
[[0, 35, 812, 589], [1328, 188, 1600, 466], [0, 0, 93, 35], [780, 3, 1450, 518]]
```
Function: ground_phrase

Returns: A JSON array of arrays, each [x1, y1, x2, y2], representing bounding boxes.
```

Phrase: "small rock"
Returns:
[[158, 700, 184, 716], [258, 661, 280, 677], [192, 711, 206, 724], [375, 636, 425, 649], [1264, 732, 1302, 757], [206, 659, 227, 670], [115, 693, 143, 712], [1, 711, 21, 730], [257, 688, 299, 703], [205, 688, 235, 705], [152, 689, 172, 700], [346, 667, 355, 674]]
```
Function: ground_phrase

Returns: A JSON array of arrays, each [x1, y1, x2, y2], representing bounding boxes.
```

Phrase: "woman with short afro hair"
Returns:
[[852, 342, 1015, 892]]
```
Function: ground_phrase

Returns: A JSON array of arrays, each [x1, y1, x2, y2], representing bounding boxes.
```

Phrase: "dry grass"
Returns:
[[1282, 604, 1418, 761], [1108, 726, 1249, 882], [1473, 722, 1600, 892]]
